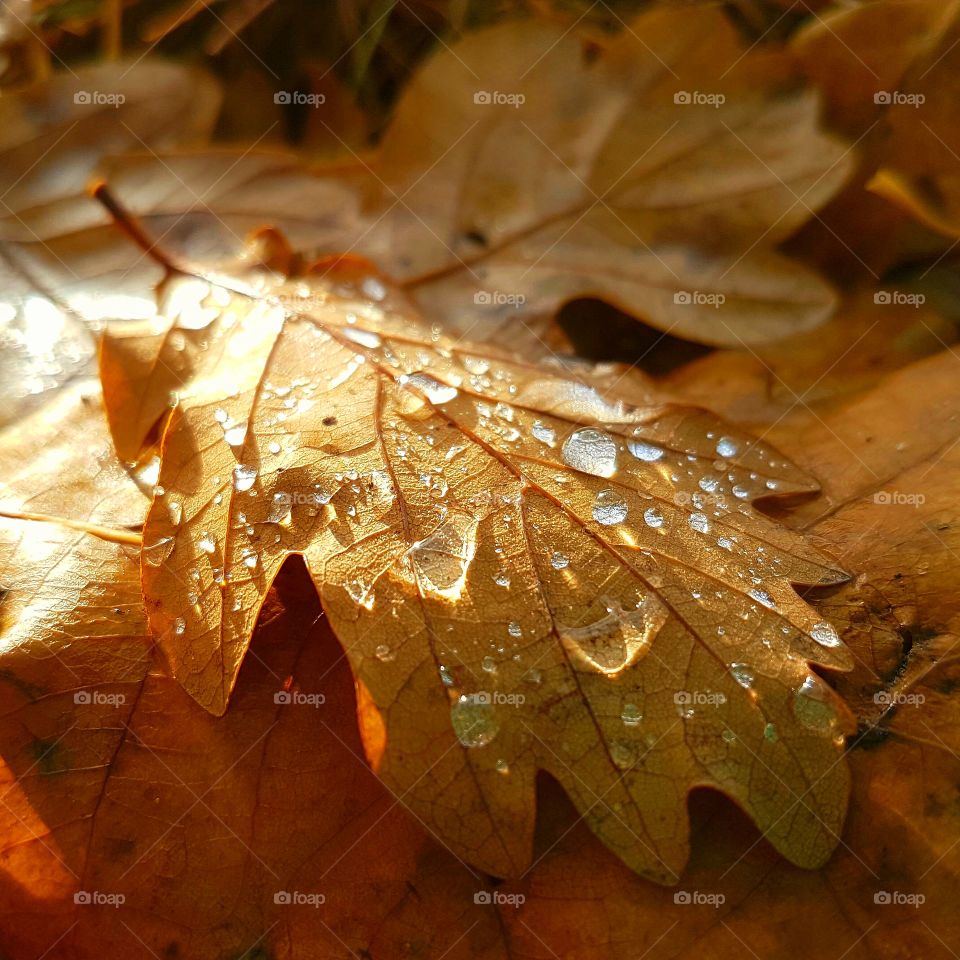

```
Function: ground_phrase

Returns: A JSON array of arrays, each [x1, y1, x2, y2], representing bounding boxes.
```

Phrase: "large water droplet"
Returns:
[[643, 506, 663, 529], [450, 694, 499, 748], [559, 597, 667, 676], [793, 676, 836, 732], [407, 511, 479, 601], [593, 489, 628, 525], [224, 424, 247, 447], [563, 428, 618, 478]]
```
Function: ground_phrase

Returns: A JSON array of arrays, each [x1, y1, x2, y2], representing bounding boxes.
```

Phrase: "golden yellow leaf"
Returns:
[[100, 230, 856, 882]]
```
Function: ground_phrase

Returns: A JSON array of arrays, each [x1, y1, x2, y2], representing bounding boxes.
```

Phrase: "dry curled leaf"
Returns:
[[96, 222, 856, 883]]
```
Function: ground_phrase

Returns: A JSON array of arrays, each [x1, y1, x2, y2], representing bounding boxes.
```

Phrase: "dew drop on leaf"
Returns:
[[450, 694, 499, 748], [593, 490, 628, 525], [563, 428, 618, 478]]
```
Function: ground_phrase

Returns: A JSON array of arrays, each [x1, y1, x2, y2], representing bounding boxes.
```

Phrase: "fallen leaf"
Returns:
[[92, 206, 858, 884]]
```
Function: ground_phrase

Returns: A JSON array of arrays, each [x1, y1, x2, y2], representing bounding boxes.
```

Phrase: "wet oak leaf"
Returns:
[[102, 243, 856, 883]]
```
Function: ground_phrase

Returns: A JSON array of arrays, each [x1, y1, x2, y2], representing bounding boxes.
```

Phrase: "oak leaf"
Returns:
[[97, 221, 855, 882]]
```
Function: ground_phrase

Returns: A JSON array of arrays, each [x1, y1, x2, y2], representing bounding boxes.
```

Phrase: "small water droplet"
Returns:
[[593, 489, 628, 525], [224, 424, 247, 447], [764, 722, 778, 742], [233, 464, 257, 492], [628, 440, 664, 462], [550, 551, 570, 570], [716, 437, 738, 458], [374, 644, 394, 662], [810, 622, 840, 647], [643, 506, 663, 528], [482, 656, 498, 674], [439, 664, 455, 687], [621, 703, 642, 726], [749, 588, 776, 609], [173, 617, 186, 636], [532, 420, 556, 446], [508, 621, 523, 638], [730, 662, 754, 688], [198, 531, 216, 554], [689, 512, 710, 534], [401, 372, 458, 404]]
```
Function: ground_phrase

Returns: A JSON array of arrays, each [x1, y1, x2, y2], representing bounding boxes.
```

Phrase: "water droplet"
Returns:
[[621, 703, 642, 726], [749, 588, 777, 609], [524, 668, 542, 685], [173, 617, 186, 636], [342, 326, 382, 348], [699, 477, 719, 493], [689, 512, 710, 534], [508, 621, 523, 638], [224, 424, 247, 447], [401, 372, 458, 404], [495, 758, 510, 775], [439, 664, 455, 687], [593, 490, 628, 525], [242, 549, 259, 569], [532, 420, 556, 446], [730, 662, 754, 688], [374, 644, 394, 662], [628, 440, 664, 462], [494, 571, 511, 588], [143, 536, 175, 566], [268, 441, 281, 455], [408, 512, 479, 601], [450, 694, 499, 748], [716, 437, 738, 458], [361, 276, 387, 301], [810, 622, 840, 647], [267, 493, 292, 525], [198, 531, 216, 554], [233, 464, 257, 492], [609, 740, 637, 769], [550, 551, 570, 570], [563, 428, 618, 478], [721, 728, 737, 743], [793, 676, 836, 731], [482, 656, 498, 674], [643, 506, 663, 528], [764, 722, 778, 742], [167, 501, 183, 526], [732, 484, 749, 499], [717, 537, 733, 551]]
